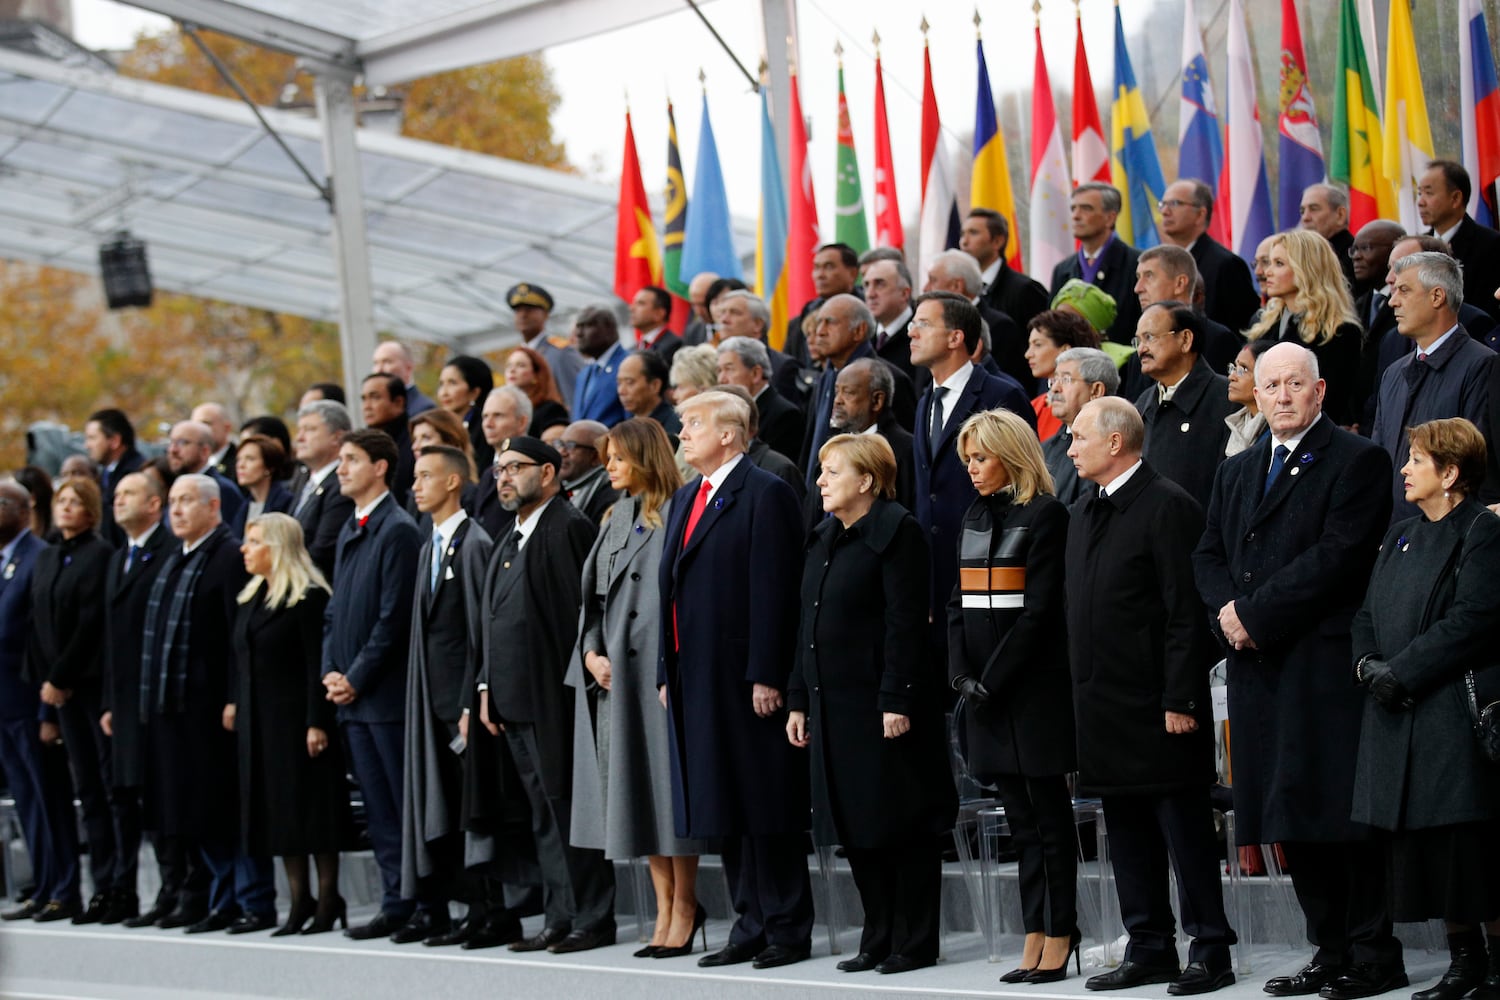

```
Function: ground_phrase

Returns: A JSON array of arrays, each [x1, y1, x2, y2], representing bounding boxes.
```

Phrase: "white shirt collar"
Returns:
[[182, 528, 216, 555], [513, 495, 556, 549], [858, 422, 880, 435], [937, 360, 976, 395], [1101, 459, 1144, 497], [1270, 413, 1323, 461], [127, 522, 160, 549], [879, 305, 912, 336], [354, 492, 390, 521], [980, 258, 1002, 289], [309, 459, 340, 486], [433, 508, 467, 545], [1439, 220, 1463, 244], [1417, 324, 1461, 357], [699, 451, 746, 501]]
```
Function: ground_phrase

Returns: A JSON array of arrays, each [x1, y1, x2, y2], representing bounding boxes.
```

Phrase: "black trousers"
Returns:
[[993, 774, 1078, 935], [846, 839, 942, 962], [56, 684, 126, 893], [1281, 840, 1401, 967], [155, 832, 209, 910], [1103, 789, 1236, 966], [722, 833, 814, 950], [503, 723, 614, 931]]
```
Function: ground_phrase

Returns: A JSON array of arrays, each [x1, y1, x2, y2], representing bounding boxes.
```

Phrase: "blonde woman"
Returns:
[[230, 513, 349, 935], [1247, 229, 1363, 426]]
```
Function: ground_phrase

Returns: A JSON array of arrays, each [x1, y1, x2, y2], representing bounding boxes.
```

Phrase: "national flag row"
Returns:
[[612, 0, 1500, 336]]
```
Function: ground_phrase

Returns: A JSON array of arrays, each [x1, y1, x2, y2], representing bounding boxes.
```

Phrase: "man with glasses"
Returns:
[[556, 420, 617, 525], [1132, 302, 1235, 509], [1158, 179, 1260, 334], [165, 420, 244, 530], [1045, 347, 1121, 505]]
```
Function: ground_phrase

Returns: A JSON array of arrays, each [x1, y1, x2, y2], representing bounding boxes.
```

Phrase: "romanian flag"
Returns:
[[1331, 0, 1397, 231], [613, 110, 661, 304], [1072, 13, 1109, 186], [872, 48, 902, 250], [1110, 2, 1167, 249], [1277, 0, 1326, 231], [972, 35, 1022, 271], [834, 61, 869, 253], [1460, 0, 1500, 227], [757, 84, 791, 349], [787, 69, 820, 314], [1382, 0, 1434, 233]]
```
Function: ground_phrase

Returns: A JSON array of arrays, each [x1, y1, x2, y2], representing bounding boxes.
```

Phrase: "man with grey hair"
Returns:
[[1158, 177, 1260, 333], [372, 339, 436, 416], [1051, 181, 1143, 346], [925, 248, 1029, 389], [291, 400, 355, 581], [1134, 246, 1242, 372], [1045, 347, 1120, 505], [166, 420, 244, 529], [862, 257, 916, 380], [714, 290, 812, 410], [471, 386, 533, 537], [1372, 251, 1496, 522], [1299, 183, 1358, 292], [717, 335, 804, 462]]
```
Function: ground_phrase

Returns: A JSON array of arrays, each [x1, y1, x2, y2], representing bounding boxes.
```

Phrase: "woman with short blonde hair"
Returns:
[[955, 409, 1055, 505], [817, 434, 898, 501]]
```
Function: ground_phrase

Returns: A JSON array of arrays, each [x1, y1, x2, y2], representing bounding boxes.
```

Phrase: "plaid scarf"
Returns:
[[139, 524, 226, 720]]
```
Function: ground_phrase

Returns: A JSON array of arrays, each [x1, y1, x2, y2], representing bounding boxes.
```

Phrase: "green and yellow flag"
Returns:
[[834, 59, 869, 253]]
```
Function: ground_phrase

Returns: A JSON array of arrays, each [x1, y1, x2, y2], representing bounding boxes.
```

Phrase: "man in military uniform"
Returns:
[[508, 284, 585, 411]]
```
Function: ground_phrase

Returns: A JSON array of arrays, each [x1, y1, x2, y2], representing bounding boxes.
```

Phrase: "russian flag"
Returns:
[[1461, 0, 1500, 227]]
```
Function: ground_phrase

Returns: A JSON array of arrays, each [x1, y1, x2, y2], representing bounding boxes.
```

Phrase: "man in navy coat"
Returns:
[[323, 429, 421, 941], [658, 390, 812, 970]]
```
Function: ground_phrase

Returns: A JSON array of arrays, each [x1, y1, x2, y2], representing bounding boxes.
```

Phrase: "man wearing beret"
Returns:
[[469, 436, 615, 953], [508, 283, 585, 412]]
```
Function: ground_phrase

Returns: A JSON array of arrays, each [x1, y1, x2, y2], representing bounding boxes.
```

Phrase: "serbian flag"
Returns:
[[973, 35, 1023, 271], [1178, 0, 1226, 243], [1461, 0, 1500, 227], [872, 49, 903, 250], [1277, 0, 1326, 229], [918, 34, 960, 286], [1224, 0, 1275, 268], [1030, 22, 1072, 280], [787, 69, 820, 314], [1382, 0, 1434, 234], [1331, 0, 1397, 230], [613, 110, 662, 303], [1072, 13, 1108, 186]]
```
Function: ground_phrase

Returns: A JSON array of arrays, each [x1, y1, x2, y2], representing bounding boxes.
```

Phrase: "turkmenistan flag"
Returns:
[[834, 63, 869, 253], [662, 100, 690, 300]]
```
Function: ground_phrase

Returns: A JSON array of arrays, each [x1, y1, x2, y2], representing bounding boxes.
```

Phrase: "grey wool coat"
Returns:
[[566, 495, 706, 859]]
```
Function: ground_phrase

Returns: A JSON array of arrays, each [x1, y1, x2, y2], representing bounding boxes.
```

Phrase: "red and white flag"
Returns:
[[1030, 23, 1072, 279]]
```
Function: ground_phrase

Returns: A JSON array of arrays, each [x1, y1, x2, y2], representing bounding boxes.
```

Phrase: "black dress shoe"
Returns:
[[876, 954, 935, 975], [508, 924, 570, 952], [424, 920, 474, 948], [752, 943, 812, 969], [33, 899, 82, 923], [1, 900, 40, 921], [837, 952, 885, 973], [185, 909, 237, 934], [124, 897, 170, 928], [156, 904, 207, 930], [1319, 962, 1409, 1000], [227, 911, 277, 935], [1087, 960, 1183, 991], [698, 939, 764, 968], [390, 909, 450, 945], [344, 910, 408, 941], [99, 890, 139, 926], [1267, 962, 1348, 996], [72, 892, 111, 925], [1171, 961, 1237, 995], [461, 913, 524, 950], [549, 922, 616, 954]]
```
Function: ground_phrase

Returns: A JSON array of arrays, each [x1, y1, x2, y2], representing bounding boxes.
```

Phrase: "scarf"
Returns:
[[139, 524, 226, 720]]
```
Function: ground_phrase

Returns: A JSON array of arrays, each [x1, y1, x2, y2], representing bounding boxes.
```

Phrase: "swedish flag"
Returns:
[[1110, 3, 1167, 249]]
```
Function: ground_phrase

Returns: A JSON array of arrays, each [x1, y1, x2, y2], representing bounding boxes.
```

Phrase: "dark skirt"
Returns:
[[1388, 820, 1500, 923]]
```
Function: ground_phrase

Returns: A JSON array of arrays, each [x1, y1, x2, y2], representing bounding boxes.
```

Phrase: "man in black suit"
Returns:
[[323, 429, 422, 942], [290, 400, 355, 583], [360, 373, 415, 508], [681, 271, 718, 347], [782, 242, 861, 365], [191, 403, 238, 481], [373, 340, 436, 416], [628, 285, 683, 363], [1134, 245, 1244, 373], [1051, 181, 1143, 346], [716, 336, 803, 463], [925, 248, 1029, 391], [1299, 184, 1361, 293], [1160, 178, 1260, 334], [1350, 221, 1405, 332], [660, 390, 811, 970], [862, 257, 916, 381], [617, 351, 682, 436], [820, 358, 913, 517], [557, 420, 619, 525], [1133, 303, 1237, 510], [1418, 160, 1500, 323], [1044, 347, 1120, 505], [962, 208, 1050, 332], [1193, 342, 1402, 1000], [84, 408, 144, 547], [165, 420, 243, 529], [713, 290, 814, 413], [476, 437, 615, 955], [471, 387, 530, 538], [1064, 398, 1236, 995]]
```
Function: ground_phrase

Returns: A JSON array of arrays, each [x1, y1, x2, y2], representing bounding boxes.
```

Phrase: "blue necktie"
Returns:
[[125, 544, 140, 574], [1264, 444, 1290, 496], [430, 528, 444, 592]]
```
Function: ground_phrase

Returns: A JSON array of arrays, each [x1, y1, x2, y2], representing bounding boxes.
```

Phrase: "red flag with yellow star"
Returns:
[[615, 110, 662, 302]]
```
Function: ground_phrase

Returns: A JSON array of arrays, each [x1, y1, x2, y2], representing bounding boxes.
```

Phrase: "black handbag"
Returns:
[[1464, 670, 1500, 763]]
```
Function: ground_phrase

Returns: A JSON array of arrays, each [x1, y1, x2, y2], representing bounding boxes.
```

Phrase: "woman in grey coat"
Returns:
[[1351, 418, 1500, 1000], [565, 418, 707, 958]]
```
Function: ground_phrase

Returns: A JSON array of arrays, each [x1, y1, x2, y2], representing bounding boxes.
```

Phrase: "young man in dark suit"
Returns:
[[961, 209, 1050, 332], [84, 408, 144, 547]]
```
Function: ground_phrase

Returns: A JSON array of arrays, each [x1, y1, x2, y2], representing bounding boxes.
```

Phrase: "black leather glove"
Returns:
[[1360, 658, 1414, 711], [954, 676, 991, 705]]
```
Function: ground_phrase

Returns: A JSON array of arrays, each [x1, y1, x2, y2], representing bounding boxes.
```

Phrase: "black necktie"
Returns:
[[928, 386, 949, 457], [1264, 444, 1290, 496]]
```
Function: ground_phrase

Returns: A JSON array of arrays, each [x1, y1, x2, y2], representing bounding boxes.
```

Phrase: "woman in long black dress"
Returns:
[[1351, 418, 1500, 1000], [948, 408, 1078, 984], [230, 513, 349, 935], [787, 433, 956, 975]]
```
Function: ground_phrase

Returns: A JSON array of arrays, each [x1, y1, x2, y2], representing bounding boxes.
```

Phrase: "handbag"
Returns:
[[1463, 670, 1500, 763]]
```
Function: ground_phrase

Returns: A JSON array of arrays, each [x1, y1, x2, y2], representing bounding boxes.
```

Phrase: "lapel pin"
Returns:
[[1397, 535, 1410, 552], [634, 524, 645, 534], [3, 563, 14, 580], [1180, 422, 1190, 432], [1299, 452, 1314, 464], [1289, 466, 1300, 476], [713, 497, 724, 510]]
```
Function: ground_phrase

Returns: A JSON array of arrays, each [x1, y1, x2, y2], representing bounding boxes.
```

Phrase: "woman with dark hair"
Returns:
[[1223, 338, 1278, 457], [231, 434, 293, 538], [12, 466, 52, 539], [1025, 310, 1101, 441], [27, 476, 119, 921], [239, 416, 292, 461], [505, 346, 571, 436], [1351, 417, 1500, 1000], [566, 418, 707, 958], [437, 355, 496, 471]]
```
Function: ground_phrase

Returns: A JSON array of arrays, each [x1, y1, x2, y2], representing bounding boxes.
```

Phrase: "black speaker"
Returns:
[[99, 231, 153, 309]]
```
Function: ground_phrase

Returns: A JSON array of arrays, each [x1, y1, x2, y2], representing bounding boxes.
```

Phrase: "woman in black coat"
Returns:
[[787, 433, 956, 976], [1351, 418, 1500, 1000], [27, 477, 120, 921], [230, 512, 350, 936], [947, 408, 1078, 984]]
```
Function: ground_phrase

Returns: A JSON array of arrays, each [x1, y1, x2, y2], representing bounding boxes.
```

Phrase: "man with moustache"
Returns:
[[829, 358, 913, 511], [557, 420, 618, 525], [1044, 347, 1121, 505]]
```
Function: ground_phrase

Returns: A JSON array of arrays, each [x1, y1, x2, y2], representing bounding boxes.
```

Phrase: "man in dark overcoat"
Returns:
[[290, 399, 354, 584], [1063, 398, 1237, 995], [1193, 342, 1402, 999], [658, 389, 812, 970]]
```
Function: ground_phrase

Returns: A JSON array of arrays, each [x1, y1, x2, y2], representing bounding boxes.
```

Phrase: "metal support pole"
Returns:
[[312, 67, 377, 419], [760, 0, 796, 182]]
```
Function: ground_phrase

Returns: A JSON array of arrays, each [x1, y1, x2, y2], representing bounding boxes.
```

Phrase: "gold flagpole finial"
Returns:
[[974, 7, 982, 38], [1033, 0, 1042, 24], [834, 39, 843, 64], [872, 29, 882, 53], [698, 67, 706, 90], [921, 14, 930, 36]]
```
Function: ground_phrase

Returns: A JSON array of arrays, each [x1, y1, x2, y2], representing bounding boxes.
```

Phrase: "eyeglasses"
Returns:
[[1157, 198, 1200, 212], [1226, 362, 1252, 377], [1051, 373, 1083, 387], [167, 438, 202, 450], [493, 460, 541, 477], [555, 441, 594, 453], [1348, 242, 1393, 258], [1130, 329, 1183, 347], [910, 319, 948, 332]]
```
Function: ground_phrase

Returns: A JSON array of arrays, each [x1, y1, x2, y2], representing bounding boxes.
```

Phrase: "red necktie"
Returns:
[[635, 329, 645, 349], [674, 480, 715, 651]]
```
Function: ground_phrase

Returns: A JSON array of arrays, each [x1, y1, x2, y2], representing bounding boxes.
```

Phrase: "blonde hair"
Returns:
[[678, 389, 751, 450], [237, 512, 329, 610], [956, 409, 1055, 504], [1247, 229, 1358, 346], [818, 434, 898, 500]]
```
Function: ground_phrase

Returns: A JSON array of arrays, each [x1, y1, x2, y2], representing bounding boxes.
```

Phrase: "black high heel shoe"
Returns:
[[1023, 928, 1082, 984], [272, 896, 317, 937], [651, 904, 708, 959], [634, 943, 663, 958], [1000, 964, 1038, 983], [300, 896, 347, 935]]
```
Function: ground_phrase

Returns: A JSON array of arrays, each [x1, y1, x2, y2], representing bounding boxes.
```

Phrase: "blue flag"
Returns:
[[680, 94, 743, 282]]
